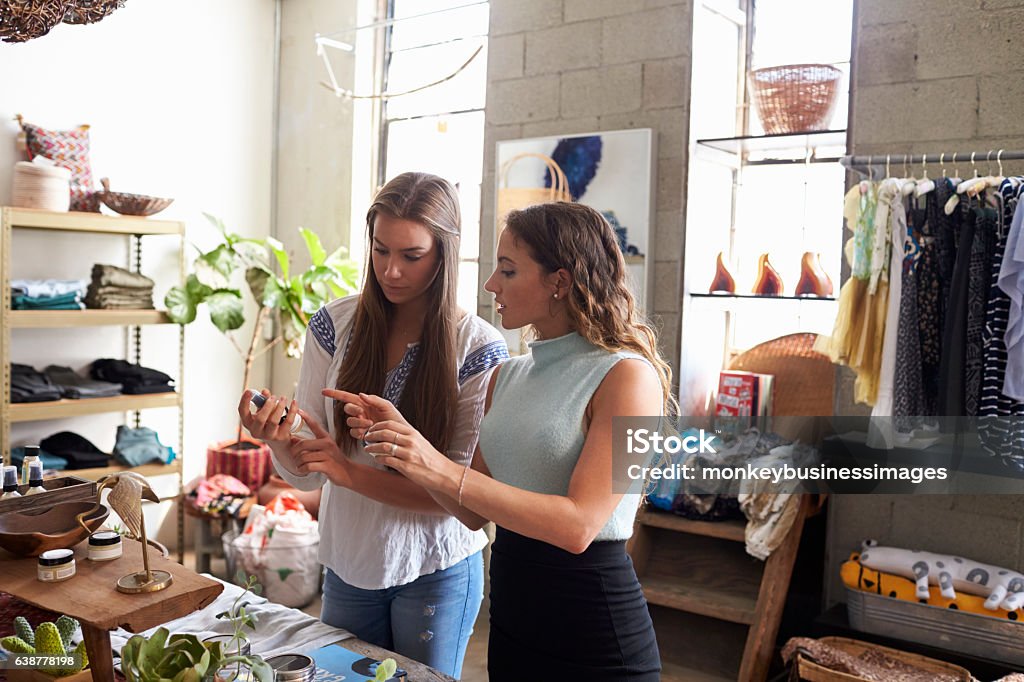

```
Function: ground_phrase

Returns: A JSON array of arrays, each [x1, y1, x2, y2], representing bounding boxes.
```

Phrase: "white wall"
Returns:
[[1, 0, 277, 541]]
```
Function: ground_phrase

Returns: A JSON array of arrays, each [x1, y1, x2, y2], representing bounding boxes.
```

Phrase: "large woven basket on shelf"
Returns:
[[749, 63, 842, 134], [794, 637, 971, 681], [728, 332, 834, 416]]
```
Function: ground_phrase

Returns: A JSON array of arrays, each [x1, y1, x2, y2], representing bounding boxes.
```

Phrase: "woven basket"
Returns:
[[794, 637, 971, 681], [97, 177, 174, 217], [11, 161, 71, 211], [728, 333, 834, 417], [497, 152, 573, 220], [749, 63, 842, 134]]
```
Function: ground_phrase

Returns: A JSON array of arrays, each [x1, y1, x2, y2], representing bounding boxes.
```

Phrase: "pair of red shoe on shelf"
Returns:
[[708, 251, 834, 297]]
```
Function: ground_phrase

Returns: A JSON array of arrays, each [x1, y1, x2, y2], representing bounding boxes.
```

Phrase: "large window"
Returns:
[[379, 0, 489, 313]]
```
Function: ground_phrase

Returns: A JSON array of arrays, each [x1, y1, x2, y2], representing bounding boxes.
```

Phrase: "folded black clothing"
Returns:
[[44, 365, 122, 399], [90, 359, 174, 388], [122, 383, 176, 395], [39, 431, 112, 469], [11, 363, 62, 402]]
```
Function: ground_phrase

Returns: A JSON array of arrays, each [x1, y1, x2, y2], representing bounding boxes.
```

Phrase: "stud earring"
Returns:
[[553, 293, 558, 299]]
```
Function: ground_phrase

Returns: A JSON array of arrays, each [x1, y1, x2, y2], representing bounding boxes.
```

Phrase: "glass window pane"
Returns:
[[690, 7, 741, 140], [732, 163, 843, 294], [385, 111, 484, 185], [384, 41, 487, 119], [751, 0, 853, 69], [391, 2, 489, 51], [459, 182, 481, 259]]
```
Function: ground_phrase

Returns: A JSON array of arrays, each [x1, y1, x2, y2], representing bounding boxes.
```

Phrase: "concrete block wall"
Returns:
[[826, 0, 1024, 605], [480, 0, 693, 372]]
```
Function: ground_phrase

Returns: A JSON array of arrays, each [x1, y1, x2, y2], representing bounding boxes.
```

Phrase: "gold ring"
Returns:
[[393, 432, 399, 445]]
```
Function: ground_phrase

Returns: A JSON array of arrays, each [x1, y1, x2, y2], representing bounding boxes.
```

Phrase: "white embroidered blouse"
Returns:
[[270, 295, 508, 590]]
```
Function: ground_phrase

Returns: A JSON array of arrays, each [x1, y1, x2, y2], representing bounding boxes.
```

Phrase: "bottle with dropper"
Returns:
[[1, 466, 21, 499], [25, 460, 46, 496], [21, 445, 40, 486]]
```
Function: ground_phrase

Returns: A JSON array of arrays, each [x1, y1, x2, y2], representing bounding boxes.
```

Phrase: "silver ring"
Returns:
[[390, 442, 397, 455]]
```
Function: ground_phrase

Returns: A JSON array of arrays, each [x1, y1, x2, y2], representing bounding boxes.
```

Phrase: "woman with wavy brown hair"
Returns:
[[342, 201, 669, 679], [240, 171, 508, 677]]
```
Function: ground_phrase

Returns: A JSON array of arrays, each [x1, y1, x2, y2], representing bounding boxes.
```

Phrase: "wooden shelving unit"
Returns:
[[1, 206, 187, 561], [629, 500, 811, 681], [10, 309, 173, 327]]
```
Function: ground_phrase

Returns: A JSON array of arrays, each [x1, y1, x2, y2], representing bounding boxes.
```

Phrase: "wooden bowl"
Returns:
[[0, 501, 109, 557]]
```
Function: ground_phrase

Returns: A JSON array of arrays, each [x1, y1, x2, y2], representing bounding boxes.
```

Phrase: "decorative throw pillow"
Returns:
[[17, 114, 99, 212]]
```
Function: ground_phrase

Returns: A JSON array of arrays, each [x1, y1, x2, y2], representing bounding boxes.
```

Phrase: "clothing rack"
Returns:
[[841, 149, 1024, 175]]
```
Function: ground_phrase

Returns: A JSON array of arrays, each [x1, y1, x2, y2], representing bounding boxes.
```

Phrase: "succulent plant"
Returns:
[[120, 627, 273, 682], [0, 616, 89, 676]]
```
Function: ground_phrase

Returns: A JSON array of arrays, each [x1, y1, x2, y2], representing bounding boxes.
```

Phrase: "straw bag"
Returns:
[[497, 152, 573, 220]]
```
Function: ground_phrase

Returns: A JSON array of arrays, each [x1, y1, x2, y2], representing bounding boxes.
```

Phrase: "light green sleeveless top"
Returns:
[[479, 331, 649, 541]]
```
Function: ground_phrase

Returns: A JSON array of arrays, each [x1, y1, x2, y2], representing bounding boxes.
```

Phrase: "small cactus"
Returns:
[[14, 616, 34, 646], [34, 622, 66, 657], [1, 635, 35, 654], [1, 618, 87, 676], [55, 616, 78, 650]]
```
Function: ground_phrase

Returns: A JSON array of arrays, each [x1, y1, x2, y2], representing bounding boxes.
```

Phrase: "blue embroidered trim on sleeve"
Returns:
[[458, 340, 510, 385], [309, 307, 336, 356]]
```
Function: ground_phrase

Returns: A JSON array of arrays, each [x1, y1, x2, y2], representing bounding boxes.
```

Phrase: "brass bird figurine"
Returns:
[[77, 472, 172, 593]]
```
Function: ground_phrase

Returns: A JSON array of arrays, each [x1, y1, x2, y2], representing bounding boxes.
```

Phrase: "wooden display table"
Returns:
[[0, 541, 455, 682], [0, 540, 222, 682]]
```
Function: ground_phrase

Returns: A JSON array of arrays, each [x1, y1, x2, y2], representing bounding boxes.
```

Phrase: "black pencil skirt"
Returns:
[[487, 527, 661, 681]]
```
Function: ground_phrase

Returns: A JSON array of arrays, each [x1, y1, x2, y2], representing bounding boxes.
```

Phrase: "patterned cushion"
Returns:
[[18, 116, 99, 212]]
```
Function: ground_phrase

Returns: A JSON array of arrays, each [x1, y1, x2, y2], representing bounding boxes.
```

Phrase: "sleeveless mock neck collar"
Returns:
[[527, 331, 591, 368]]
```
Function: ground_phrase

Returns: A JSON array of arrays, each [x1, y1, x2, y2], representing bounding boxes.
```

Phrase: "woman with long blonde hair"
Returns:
[[240, 172, 508, 677], [339, 201, 669, 679]]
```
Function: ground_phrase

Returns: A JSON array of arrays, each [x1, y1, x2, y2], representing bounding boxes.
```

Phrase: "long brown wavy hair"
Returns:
[[334, 172, 462, 455], [503, 202, 676, 416]]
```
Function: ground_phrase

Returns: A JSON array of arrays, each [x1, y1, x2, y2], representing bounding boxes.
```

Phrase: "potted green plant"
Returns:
[[1, 616, 90, 682], [165, 214, 359, 491]]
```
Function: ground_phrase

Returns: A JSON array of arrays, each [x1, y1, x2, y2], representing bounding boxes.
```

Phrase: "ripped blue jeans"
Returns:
[[320, 552, 483, 678]]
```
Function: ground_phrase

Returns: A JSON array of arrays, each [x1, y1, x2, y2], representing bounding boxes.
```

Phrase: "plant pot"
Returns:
[[8, 668, 92, 682], [206, 437, 273, 492]]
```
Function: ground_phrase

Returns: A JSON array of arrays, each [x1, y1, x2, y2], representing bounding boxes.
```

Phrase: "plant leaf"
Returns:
[[261, 277, 287, 309], [195, 244, 237, 289], [203, 213, 229, 238], [234, 239, 270, 269], [246, 267, 270, 303], [299, 227, 327, 266], [376, 658, 398, 681], [265, 236, 289, 280], [207, 290, 245, 331], [163, 285, 196, 325]]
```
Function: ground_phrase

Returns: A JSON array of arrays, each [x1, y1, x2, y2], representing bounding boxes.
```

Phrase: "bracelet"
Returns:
[[457, 464, 471, 507]]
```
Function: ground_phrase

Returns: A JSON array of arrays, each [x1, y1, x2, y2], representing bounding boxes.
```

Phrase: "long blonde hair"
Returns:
[[504, 202, 676, 416], [334, 172, 462, 454]]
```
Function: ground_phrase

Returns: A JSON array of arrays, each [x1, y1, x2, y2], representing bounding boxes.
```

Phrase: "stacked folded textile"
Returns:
[[39, 431, 112, 470], [10, 364, 62, 402], [91, 358, 175, 394], [44, 365, 122, 398], [11, 445, 68, 472], [10, 279, 87, 310], [113, 425, 176, 466], [84, 264, 154, 309]]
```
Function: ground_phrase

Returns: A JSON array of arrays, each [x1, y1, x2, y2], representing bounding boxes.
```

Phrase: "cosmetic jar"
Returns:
[[88, 531, 123, 561], [266, 654, 316, 682], [37, 548, 76, 582]]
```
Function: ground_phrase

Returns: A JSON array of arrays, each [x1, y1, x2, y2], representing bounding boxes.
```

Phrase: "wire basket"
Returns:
[[749, 63, 842, 134]]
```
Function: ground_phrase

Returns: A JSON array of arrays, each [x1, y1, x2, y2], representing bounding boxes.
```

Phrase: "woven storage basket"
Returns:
[[794, 636, 971, 682], [497, 152, 573, 220], [727, 333, 834, 416], [750, 63, 842, 134], [11, 161, 71, 211]]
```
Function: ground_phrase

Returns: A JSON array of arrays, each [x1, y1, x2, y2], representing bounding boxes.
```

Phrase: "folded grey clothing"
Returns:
[[87, 285, 154, 297], [43, 365, 122, 398], [84, 294, 155, 309], [11, 363, 62, 402], [91, 263, 155, 289]]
